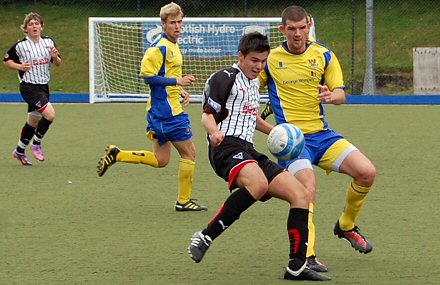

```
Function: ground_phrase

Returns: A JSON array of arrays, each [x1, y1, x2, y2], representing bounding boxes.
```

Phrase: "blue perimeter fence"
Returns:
[[1, 93, 440, 104]]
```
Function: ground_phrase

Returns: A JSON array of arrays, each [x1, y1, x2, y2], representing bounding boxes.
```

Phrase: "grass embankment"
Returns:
[[0, 1, 439, 94]]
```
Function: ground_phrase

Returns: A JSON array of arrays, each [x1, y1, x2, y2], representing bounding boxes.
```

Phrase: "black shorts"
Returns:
[[19, 82, 50, 112], [208, 136, 285, 190]]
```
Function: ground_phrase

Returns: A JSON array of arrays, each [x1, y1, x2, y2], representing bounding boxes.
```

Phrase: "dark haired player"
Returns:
[[187, 31, 330, 281]]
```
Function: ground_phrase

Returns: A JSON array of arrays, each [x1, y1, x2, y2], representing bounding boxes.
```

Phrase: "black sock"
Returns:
[[33, 117, 53, 145], [16, 123, 36, 153], [202, 187, 256, 240], [287, 208, 309, 270]]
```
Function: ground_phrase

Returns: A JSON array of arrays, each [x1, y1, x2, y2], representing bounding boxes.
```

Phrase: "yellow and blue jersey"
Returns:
[[140, 33, 183, 119], [259, 41, 345, 134]]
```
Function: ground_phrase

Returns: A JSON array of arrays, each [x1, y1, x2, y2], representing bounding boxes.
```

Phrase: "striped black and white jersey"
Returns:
[[3, 36, 58, 84], [203, 63, 260, 144]]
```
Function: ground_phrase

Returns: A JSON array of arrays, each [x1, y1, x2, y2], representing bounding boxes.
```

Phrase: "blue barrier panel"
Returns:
[[1, 93, 440, 104], [347, 95, 440, 105], [0, 93, 89, 103]]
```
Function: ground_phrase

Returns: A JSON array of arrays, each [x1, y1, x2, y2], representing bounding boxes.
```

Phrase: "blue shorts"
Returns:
[[146, 112, 192, 146], [279, 129, 346, 169]]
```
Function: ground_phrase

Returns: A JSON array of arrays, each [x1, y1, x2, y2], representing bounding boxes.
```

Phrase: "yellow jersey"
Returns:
[[259, 41, 345, 134], [140, 33, 183, 119]]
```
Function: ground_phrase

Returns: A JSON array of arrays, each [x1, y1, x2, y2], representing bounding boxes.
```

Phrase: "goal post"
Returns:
[[89, 17, 283, 103]]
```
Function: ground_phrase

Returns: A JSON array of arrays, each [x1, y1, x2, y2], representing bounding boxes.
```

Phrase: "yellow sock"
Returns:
[[306, 203, 316, 258], [339, 181, 370, 230], [177, 158, 195, 204], [116, 150, 158, 167]]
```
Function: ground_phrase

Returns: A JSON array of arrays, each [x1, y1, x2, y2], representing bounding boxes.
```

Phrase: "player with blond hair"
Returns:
[[97, 2, 207, 212]]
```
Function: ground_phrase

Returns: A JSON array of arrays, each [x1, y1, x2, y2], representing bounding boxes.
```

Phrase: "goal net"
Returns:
[[89, 17, 284, 103]]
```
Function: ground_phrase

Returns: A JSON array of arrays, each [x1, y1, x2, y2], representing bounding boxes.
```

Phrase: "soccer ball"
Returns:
[[267, 123, 305, 161]]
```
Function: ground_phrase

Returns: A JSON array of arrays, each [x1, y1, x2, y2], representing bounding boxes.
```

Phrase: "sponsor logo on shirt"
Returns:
[[276, 61, 286, 69], [232, 152, 244, 159], [208, 97, 221, 113], [243, 102, 258, 116], [223, 70, 233, 77], [32, 58, 50, 66], [308, 58, 319, 69]]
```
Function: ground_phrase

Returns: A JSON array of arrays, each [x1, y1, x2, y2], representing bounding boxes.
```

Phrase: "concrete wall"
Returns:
[[413, 47, 440, 95]]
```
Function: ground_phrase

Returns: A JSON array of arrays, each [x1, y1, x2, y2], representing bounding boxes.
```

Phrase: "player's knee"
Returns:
[[255, 177, 269, 192], [156, 157, 170, 168], [365, 164, 376, 186], [157, 162, 169, 168], [177, 142, 196, 161], [301, 179, 316, 193], [290, 184, 309, 207], [184, 152, 196, 161], [286, 177, 309, 205], [41, 103, 56, 121], [306, 185, 317, 202], [357, 164, 376, 187], [248, 178, 269, 199], [294, 170, 316, 201], [27, 118, 39, 127], [44, 113, 55, 122]]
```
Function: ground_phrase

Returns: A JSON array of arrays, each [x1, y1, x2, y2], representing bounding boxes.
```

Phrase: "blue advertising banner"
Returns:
[[143, 21, 270, 58]]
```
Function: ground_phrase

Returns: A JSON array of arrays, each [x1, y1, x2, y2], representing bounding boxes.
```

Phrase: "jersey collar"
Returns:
[[281, 40, 312, 55], [161, 32, 177, 44]]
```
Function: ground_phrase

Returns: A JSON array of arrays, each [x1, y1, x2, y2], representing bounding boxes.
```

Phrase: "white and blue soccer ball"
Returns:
[[267, 123, 305, 161]]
